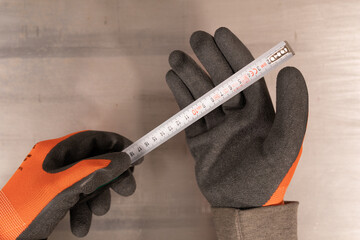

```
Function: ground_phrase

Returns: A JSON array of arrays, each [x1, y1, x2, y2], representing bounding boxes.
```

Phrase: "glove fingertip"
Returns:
[[111, 171, 136, 197], [70, 203, 92, 238], [132, 157, 144, 166], [214, 26, 231, 39], [165, 70, 179, 89], [277, 67, 308, 95], [189, 30, 212, 49], [168, 50, 188, 69], [276, 66, 308, 118], [88, 188, 111, 216]]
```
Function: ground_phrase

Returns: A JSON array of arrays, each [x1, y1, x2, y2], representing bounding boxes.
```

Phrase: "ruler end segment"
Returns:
[[267, 41, 295, 64], [284, 40, 295, 56]]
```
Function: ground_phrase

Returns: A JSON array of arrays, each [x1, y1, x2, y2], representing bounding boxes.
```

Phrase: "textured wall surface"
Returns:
[[0, 0, 359, 239]]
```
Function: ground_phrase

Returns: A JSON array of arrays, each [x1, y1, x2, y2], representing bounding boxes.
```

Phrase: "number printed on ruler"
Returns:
[[124, 41, 294, 164]]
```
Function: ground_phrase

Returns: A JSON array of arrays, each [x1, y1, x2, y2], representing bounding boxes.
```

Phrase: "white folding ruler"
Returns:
[[123, 41, 294, 164]]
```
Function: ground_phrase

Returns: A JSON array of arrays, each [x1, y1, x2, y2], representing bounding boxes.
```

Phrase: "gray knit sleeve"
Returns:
[[211, 201, 299, 240]]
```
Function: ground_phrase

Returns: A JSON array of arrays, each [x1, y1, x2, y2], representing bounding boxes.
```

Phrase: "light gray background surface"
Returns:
[[0, 0, 359, 239]]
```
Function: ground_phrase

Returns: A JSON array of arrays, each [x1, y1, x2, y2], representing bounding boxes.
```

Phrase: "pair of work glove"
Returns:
[[0, 27, 307, 240]]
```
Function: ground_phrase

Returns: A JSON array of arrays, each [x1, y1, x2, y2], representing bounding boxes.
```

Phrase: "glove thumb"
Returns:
[[264, 66, 308, 156], [262, 67, 308, 206], [61, 151, 132, 195]]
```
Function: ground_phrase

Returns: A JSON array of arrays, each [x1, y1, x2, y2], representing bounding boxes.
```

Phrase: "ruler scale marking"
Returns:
[[123, 41, 294, 164]]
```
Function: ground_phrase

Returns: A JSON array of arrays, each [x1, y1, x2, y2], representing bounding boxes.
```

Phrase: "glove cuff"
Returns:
[[211, 201, 298, 240], [0, 190, 27, 239]]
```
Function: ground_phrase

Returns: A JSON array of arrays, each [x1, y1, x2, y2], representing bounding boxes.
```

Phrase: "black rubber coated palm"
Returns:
[[166, 27, 308, 208]]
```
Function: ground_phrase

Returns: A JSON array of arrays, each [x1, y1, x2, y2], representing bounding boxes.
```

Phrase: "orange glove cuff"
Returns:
[[0, 190, 26, 240]]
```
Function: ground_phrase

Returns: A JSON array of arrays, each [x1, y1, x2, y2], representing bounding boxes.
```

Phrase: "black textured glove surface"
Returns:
[[166, 27, 308, 208], [2, 131, 143, 239], [69, 164, 137, 237]]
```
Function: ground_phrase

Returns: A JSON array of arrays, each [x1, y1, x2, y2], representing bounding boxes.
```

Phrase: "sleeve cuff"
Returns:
[[211, 201, 299, 240]]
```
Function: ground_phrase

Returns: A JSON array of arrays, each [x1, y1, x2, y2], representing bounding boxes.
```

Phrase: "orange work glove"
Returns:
[[0, 130, 140, 239]]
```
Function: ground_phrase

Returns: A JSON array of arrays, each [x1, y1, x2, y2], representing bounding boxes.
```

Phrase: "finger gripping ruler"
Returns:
[[123, 41, 295, 164]]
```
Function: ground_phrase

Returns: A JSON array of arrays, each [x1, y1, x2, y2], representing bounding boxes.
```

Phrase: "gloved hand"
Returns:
[[0, 130, 142, 239], [166, 27, 308, 208]]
